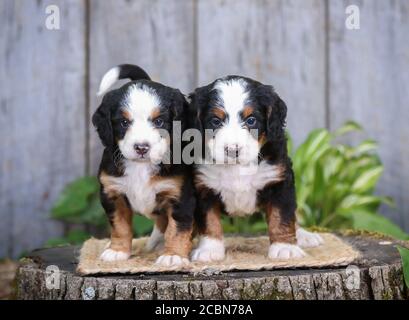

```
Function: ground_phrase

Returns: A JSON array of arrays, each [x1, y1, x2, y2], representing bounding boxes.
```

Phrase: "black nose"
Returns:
[[134, 143, 150, 155], [224, 145, 241, 158]]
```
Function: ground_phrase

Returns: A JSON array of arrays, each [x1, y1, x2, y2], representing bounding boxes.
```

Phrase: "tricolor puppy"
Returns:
[[92, 64, 195, 267], [188, 76, 323, 262]]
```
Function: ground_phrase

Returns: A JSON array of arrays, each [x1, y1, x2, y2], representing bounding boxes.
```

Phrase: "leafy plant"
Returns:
[[223, 121, 408, 240], [290, 121, 408, 239], [46, 176, 153, 246]]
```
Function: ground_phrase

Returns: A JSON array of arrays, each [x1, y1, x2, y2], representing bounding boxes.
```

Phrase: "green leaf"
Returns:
[[52, 176, 99, 218], [333, 121, 363, 137], [80, 195, 107, 226], [66, 230, 90, 244], [45, 237, 71, 247], [351, 166, 383, 193], [45, 230, 90, 247], [350, 211, 409, 240], [396, 246, 409, 288], [132, 215, 154, 236], [351, 139, 378, 156]]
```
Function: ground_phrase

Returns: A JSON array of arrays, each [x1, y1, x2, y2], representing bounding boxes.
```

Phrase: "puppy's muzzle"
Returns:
[[224, 144, 242, 159], [134, 143, 150, 157]]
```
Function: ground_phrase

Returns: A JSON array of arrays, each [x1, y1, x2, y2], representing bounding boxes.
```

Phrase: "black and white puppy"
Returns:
[[188, 76, 323, 262], [92, 64, 194, 267]]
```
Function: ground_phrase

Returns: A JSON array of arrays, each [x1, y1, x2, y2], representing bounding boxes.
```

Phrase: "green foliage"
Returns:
[[223, 121, 408, 241], [397, 246, 409, 289], [288, 121, 408, 240], [47, 176, 153, 246]]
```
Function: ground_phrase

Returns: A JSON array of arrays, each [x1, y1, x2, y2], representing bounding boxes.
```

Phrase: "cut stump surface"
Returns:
[[16, 233, 408, 300]]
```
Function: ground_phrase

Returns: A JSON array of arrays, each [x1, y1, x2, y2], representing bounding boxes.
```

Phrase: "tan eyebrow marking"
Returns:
[[210, 107, 227, 120], [150, 107, 161, 120], [241, 105, 254, 118], [121, 109, 132, 120]]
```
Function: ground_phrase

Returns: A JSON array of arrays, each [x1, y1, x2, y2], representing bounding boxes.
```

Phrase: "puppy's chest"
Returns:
[[104, 162, 177, 217], [196, 162, 283, 216]]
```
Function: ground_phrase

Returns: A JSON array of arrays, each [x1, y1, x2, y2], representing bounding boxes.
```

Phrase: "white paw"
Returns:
[[145, 226, 164, 252], [100, 248, 130, 262], [296, 228, 324, 248], [268, 243, 306, 259], [155, 255, 189, 267], [191, 237, 225, 262]]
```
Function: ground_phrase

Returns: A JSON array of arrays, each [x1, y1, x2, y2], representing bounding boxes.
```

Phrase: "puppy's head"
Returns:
[[92, 68, 186, 164], [190, 76, 287, 165]]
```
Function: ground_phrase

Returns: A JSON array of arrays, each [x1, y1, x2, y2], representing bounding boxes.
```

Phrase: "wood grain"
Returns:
[[328, 0, 409, 230], [88, 0, 195, 173], [0, 0, 86, 257], [197, 0, 326, 146]]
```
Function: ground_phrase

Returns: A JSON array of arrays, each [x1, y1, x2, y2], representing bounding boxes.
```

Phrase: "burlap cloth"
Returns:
[[77, 233, 359, 275]]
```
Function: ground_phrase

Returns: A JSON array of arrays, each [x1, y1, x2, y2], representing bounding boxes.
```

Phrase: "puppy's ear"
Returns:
[[92, 99, 114, 148], [257, 85, 287, 142], [187, 85, 212, 134], [187, 92, 202, 133], [170, 89, 188, 123]]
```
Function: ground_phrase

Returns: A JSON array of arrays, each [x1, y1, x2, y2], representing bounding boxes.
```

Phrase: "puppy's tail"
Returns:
[[97, 64, 151, 96]]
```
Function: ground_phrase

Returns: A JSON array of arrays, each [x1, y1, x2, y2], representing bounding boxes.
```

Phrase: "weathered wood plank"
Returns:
[[197, 0, 326, 146], [328, 0, 409, 231], [88, 0, 195, 173], [0, 0, 87, 257]]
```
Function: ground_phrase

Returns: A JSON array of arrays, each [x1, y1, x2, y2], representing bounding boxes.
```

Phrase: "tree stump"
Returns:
[[16, 233, 408, 300]]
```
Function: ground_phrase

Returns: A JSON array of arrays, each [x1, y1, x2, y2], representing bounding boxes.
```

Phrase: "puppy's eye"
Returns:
[[153, 118, 164, 128], [210, 117, 223, 127], [121, 119, 130, 128], [245, 116, 257, 127]]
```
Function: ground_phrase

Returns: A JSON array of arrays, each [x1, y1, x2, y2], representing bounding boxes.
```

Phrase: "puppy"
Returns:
[[188, 76, 323, 262], [92, 64, 195, 267]]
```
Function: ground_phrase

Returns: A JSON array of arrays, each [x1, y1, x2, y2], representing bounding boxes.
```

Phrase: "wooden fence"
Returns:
[[1, 0, 408, 257]]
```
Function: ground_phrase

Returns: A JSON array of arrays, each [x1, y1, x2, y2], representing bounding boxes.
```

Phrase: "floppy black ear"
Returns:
[[257, 85, 287, 142], [187, 84, 212, 134], [92, 100, 114, 148], [170, 89, 188, 124], [187, 92, 202, 134]]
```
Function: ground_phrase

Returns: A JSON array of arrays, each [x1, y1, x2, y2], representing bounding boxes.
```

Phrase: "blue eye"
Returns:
[[153, 118, 164, 128], [121, 119, 130, 128], [210, 117, 223, 127], [245, 116, 257, 126]]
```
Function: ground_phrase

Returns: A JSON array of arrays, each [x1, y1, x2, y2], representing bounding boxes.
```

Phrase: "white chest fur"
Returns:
[[102, 162, 177, 218], [196, 161, 284, 216]]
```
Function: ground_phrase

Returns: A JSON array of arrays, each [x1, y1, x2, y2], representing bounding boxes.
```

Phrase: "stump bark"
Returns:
[[16, 233, 408, 300]]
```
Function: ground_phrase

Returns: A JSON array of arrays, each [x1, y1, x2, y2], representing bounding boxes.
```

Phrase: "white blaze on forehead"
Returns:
[[123, 84, 160, 120], [118, 84, 166, 161], [214, 78, 249, 122]]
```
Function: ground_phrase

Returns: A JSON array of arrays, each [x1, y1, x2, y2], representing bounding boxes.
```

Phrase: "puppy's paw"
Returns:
[[100, 248, 130, 262], [191, 237, 225, 262], [155, 255, 189, 267], [296, 228, 324, 248], [268, 243, 306, 259]]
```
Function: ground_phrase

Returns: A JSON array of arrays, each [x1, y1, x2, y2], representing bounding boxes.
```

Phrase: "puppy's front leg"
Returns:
[[100, 195, 133, 262], [191, 203, 225, 262], [155, 208, 192, 267], [266, 204, 306, 259]]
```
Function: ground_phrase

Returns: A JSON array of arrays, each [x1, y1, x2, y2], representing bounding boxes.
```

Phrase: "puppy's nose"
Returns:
[[224, 144, 242, 158], [134, 143, 150, 156]]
